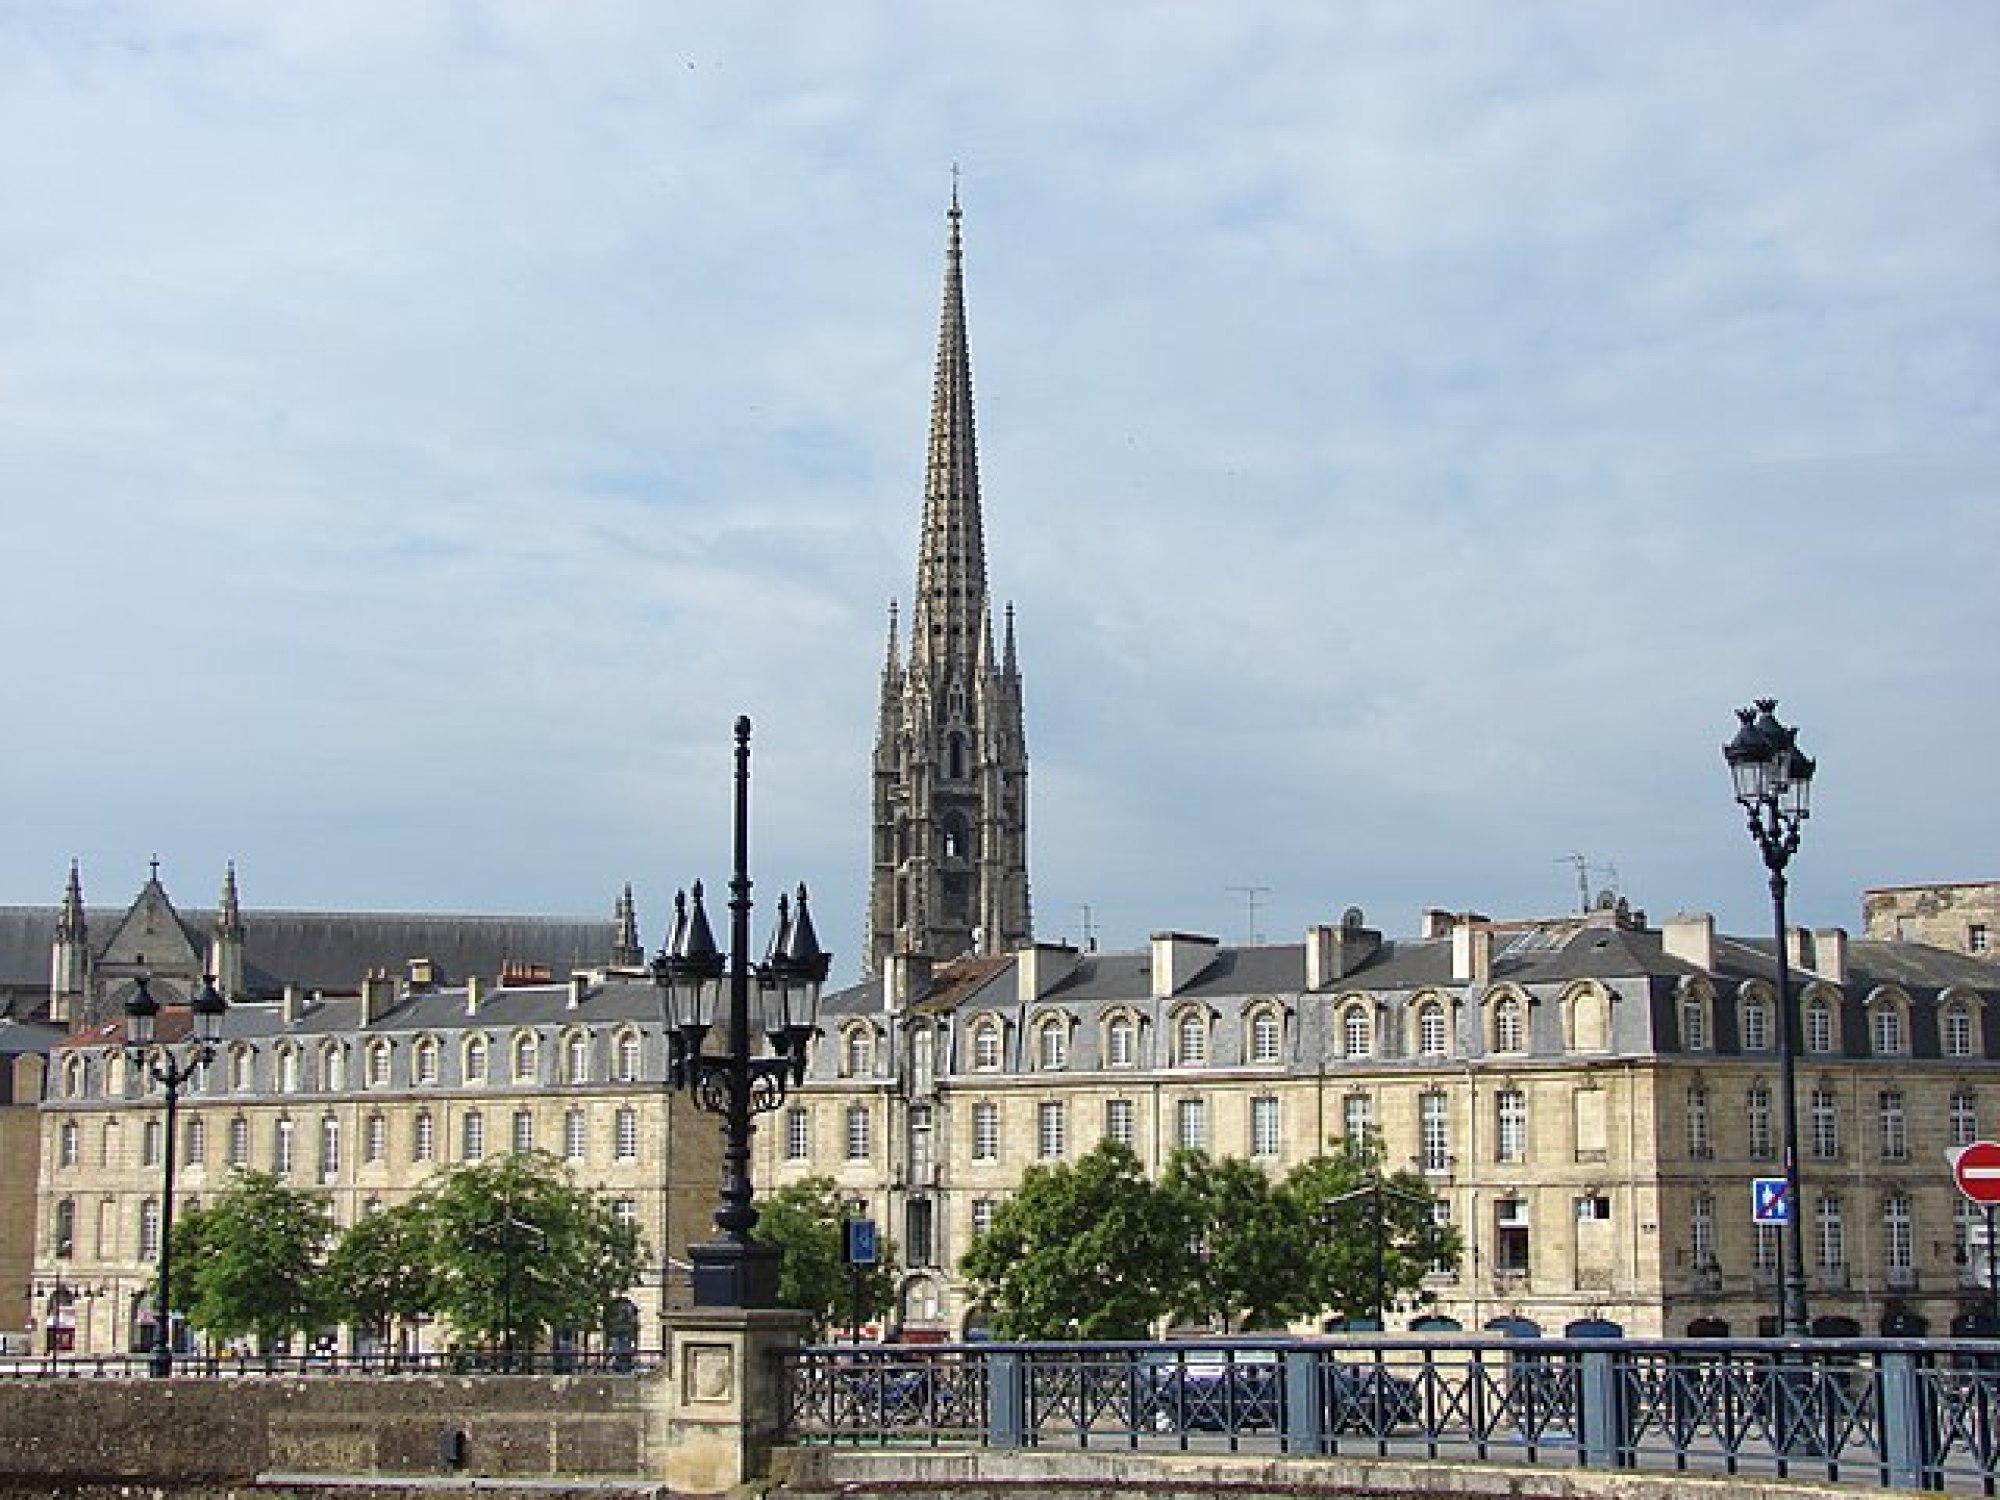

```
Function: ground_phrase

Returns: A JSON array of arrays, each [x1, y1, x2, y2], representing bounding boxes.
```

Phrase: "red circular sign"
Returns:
[[1956, 1142, 2000, 1204]]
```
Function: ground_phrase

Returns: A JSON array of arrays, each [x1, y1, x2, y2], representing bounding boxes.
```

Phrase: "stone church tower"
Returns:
[[864, 194, 1032, 975]]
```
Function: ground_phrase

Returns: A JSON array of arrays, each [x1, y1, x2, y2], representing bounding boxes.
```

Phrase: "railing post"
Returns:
[[1576, 1347, 1626, 1468], [987, 1349, 1025, 1450], [1281, 1347, 1322, 1455], [1880, 1350, 1936, 1491]]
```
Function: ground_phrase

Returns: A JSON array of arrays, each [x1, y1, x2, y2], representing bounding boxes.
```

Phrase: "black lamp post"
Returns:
[[1724, 698, 1817, 1338], [654, 716, 830, 1308], [124, 972, 228, 1376]]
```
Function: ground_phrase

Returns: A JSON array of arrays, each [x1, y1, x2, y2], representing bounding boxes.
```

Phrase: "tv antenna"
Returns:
[[1075, 904, 1098, 954], [1555, 854, 1620, 915], [1227, 885, 1272, 946]]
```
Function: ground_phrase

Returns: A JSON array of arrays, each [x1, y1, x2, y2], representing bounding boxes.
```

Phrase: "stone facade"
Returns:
[[1865, 881, 2000, 963], [761, 903, 2000, 1341]]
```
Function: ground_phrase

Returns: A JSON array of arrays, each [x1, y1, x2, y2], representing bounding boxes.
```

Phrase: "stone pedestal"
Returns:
[[653, 1305, 809, 1495]]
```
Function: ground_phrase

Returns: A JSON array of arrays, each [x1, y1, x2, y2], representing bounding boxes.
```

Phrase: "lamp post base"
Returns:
[[690, 1240, 783, 1310]]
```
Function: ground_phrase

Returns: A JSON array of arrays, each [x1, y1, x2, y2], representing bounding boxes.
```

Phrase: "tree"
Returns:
[[959, 1140, 1184, 1338], [1159, 1150, 1312, 1332], [752, 1176, 898, 1339], [321, 1198, 437, 1349], [169, 1170, 332, 1351], [419, 1152, 642, 1354], [1281, 1136, 1462, 1329]]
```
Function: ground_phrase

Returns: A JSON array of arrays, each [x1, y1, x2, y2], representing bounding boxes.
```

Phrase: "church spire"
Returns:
[[51, 859, 89, 1023], [612, 884, 643, 969], [210, 861, 246, 999], [865, 191, 1032, 975]]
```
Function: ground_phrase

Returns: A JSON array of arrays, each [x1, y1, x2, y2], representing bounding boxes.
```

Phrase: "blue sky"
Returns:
[[2, 2, 1994, 980]]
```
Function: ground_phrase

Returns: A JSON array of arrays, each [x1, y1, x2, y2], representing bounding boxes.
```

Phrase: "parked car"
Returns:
[[1324, 1361, 1420, 1434], [1134, 1349, 1283, 1432]]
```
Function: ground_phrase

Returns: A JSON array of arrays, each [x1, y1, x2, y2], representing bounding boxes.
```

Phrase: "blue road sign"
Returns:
[[844, 1216, 879, 1266], [1752, 1177, 1790, 1225]]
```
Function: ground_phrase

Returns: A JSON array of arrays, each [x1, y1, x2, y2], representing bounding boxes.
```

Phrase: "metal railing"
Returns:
[[783, 1336, 2000, 1494]]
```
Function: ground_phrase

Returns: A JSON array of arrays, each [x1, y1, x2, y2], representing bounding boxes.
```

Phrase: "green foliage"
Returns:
[[419, 1152, 643, 1352], [321, 1198, 437, 1338], [1281, 1134, 1463, 1327], [753, 1176, 898, 1339], [959, 1141, 1184, 1339], [170, 1170, 332, 1348], [1160, 1150, 1309, 1332]]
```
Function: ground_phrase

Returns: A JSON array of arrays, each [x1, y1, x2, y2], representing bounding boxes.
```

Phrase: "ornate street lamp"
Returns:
[[1724, 698, 1817, 1338], [654, 716, 830, 1308], [124, 972, 228, 1376]]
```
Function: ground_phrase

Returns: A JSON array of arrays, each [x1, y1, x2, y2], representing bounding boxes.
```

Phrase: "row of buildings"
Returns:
[[5, 195, 1996, 1353]]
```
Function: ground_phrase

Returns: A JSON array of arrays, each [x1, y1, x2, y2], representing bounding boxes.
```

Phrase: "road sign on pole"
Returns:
[[1956, 1142, 2000, 1204], [1752, 1177, 1790, 1225]]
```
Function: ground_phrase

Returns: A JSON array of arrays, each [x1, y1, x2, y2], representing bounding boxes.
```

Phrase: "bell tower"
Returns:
[[865, 192, 1032, 975]]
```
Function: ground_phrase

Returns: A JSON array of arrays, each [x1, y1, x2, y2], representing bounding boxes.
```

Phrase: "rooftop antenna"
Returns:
[[1557, 855, 1590, 915], [1227, 885, 1271, 946], [1075, 904, 1098, 954]]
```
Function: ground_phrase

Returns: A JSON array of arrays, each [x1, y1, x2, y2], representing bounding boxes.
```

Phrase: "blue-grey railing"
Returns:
[[782, 1336, 2000, 1494]]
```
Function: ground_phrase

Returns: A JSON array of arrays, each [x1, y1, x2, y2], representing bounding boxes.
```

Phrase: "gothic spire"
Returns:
[[56, 858, 86, 944], [612, 883, 643, 969], [907, 190, 989, 683]]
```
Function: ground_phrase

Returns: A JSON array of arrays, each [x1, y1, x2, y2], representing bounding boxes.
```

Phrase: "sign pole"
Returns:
[[1988, 1204, 1998, 1331]]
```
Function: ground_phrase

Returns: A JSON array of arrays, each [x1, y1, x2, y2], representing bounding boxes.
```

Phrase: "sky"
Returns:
[[2, 2, 1994, 982]]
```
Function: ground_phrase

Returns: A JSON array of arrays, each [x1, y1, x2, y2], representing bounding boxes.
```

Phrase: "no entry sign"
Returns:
[[1955, 1142, 2000, 1204]]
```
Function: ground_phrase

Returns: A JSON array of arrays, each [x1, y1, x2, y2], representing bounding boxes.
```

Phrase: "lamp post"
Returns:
[[124, 973, 228, 1376], [654, 715, 830, 1308], [1324, 1176, 1438, 1332], [1724, 698, 1817, 1338]]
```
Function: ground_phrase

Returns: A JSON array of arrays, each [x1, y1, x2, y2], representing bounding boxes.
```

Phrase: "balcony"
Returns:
[[1813, 1265, 1851, 1292], [1886, 1266, 1919, 1292], [1690, 1265, 1723, 1294]]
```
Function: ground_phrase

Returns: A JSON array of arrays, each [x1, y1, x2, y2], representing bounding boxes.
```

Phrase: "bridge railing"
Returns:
[[782, 1335, 2000, 1494]]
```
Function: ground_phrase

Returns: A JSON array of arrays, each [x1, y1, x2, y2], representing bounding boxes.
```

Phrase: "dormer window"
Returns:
[[1173, 1009, 1209, 1068], [971, 1022, 1002, 1072], [1106, 1015, 1138, 1069], [1492, 995, 1526, 1054], [1341, 1003, 1373, 1060], [1036, 1016, 1069, 1070], [842, 1026, 876, 1078]]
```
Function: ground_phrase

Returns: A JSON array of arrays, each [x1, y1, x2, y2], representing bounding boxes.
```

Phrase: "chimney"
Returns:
[[886, 952, 932, 1014], [359, 969, 397, 1027], [1787, 927, 1814, 974], [1422, 909, 1457, 940], [466, 976, 484, 1017], [1810, 928, 1850, 984], [1451, 923, 1492, 983], [1306, 916, 1383, 990], [281, 984, 304, 1027], [1150, 932, 1218, 999], [569, 972, 590, 1009], [1016, 943, 1082, 1003], [1662, 912, 1715, 972]]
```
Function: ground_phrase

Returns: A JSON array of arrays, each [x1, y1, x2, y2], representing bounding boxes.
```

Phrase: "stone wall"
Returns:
[[0, 1374, 655, 1487]]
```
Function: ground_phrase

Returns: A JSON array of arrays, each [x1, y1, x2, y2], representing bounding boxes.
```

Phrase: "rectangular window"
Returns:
[[784, 1106, 810, 1162], [1175, 1097, 1207, 1153], [614, 1107, 639, 1163], [366, 1113, 388, 1164], [139, 1200, 161, 1262], [846, 1105, 872, 1162], [1816, 1194, 1846, 1271], [1496, 1088, 1527, 1164], [905, 1199, 935, 1269], [462, 1112, 485, 1162], [1747, 1085, 1774, 1160], [971, 1197, 996, 1239], [1954, 1091, 1980, 1147], [1342, 1093, 1373, 1149], [228, 1117, 249, 1168], [1250, 1096, 1281, 1159], [1885, 1194, 1914, 1272], [564, 1108, 588, 1162], [511, 1110, 534, 1155], [1879, 1091, 1908, 1162], [1810, 1088, 1839, 1161], [1742, 1002, 1770, 1052], [972, 1101, 1000, 1161], [1428, 1200, 1453, 1271], [1494, 1198, 1530, 1273], [1420, 1093, 1450, 1174], [319, 1117, 340, 1178], [274, 1118, 296, 1175], [1037, 1101, 1067, 1160], [414, 1112, 436, 1163], [1692, 1196, 1716, 1270], [1972, 924, 1991, 954], [1104, 1098, 1135, 1150], [1687, 1089, 1712, 1159], [184, 1117, 205, 1167]]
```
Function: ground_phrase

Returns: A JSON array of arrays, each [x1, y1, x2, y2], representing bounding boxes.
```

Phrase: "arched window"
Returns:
[[276, 1046, 300, 1094], [414, 1037, 441, 1086], [1342, 1003, 1373, 1059], [512, 1031, 539, 1082], [1248, 1008, 1282, 1064], [321, 1042, 346, 1093], [1871, 998, 1908, 1056], [1805, 995, 1836, 1054], [1036, 1017, 1068, 1070], [1418, 1002, 1449, 1059], [971, 1023, 1002, 1071], [1492, 995, 1526, 1053], [1680, 991, 1709, 1051], [366, 1039, 393, 1088], [1174, 1011, 1208, 1067], [1740, 995, 1771, 1052], [843, 1027, 876, 1078], [463, 1035, 489, 1083], [1105, 1014, 1138, 1068], [614, 1029, 642, 1083], [564, 1031, 590, 1084], [1945, 1002, 1977, 1059], [230, 1045, 254, 1093]]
